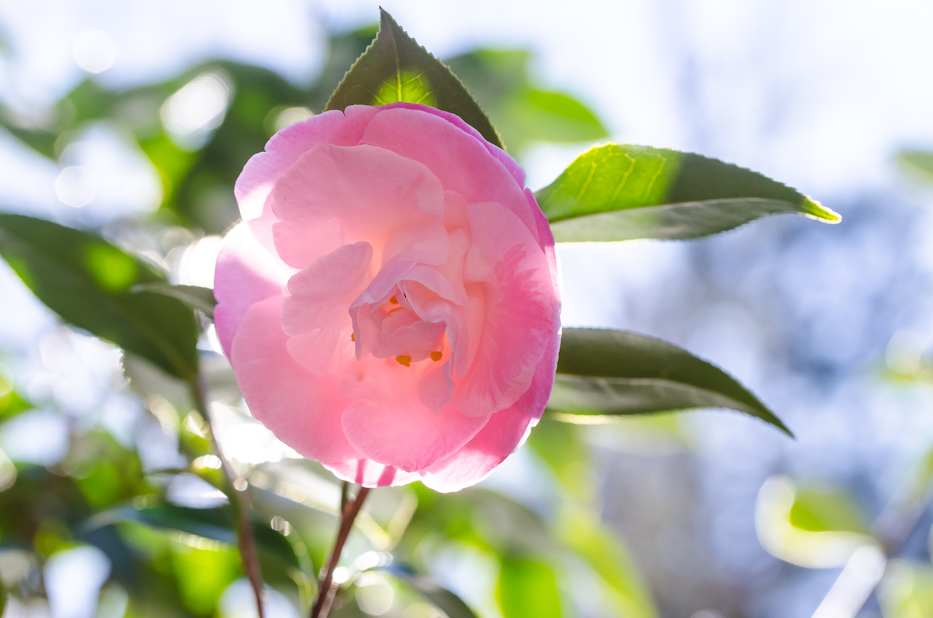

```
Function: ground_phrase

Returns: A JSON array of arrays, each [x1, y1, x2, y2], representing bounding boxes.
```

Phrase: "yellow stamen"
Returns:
[[350, 333, 355, 342], [430, 351, 442, 362], [396, 355, 411, 367], [388, 307, 405, 316], [390, 295, 399, 304]]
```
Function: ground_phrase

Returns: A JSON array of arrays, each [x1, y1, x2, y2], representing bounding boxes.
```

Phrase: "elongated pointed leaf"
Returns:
[[325, 9, 502, 149], [389, 571, 479, 618], [550, 328, 790, 435], [133, 283, 217, 319], [0, 214, 198, 378], [536, 144, 839, 242]]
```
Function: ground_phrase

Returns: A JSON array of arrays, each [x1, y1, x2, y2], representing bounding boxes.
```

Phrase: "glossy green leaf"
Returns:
[[496, 558, 562, 618], [391, 572, 479, 618], [89, 504, 300, 572], [0, 215, 199, 378], [325, 9, 502, 149], [536, 144, 840, 242], [550, 328, 790, 435], [133, 283, 217, 319]]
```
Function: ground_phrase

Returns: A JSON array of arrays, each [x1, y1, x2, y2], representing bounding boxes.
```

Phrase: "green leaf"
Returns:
[[0, 214, 199, 379], [559, 506, 658, 618], [88, 503, 300, 572], [133, 283, 217, 319], [496, 558, 562, 618], [324, 9, 502, 149], [897, 149, 933, 184], [550, 328, 791, 435], [390, 572, 480, 618], [536, 144, 840, 242], [445, 50, 607, 153]]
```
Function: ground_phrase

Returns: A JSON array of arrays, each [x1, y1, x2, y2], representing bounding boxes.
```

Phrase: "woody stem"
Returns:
[[311, 483, 371, 618]]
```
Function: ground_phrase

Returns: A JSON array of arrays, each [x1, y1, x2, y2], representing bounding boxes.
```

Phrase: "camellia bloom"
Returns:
[[214, 102, 561, 492]]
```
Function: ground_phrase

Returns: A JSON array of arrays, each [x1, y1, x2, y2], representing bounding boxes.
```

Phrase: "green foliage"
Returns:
[[390, 572, 479, 618], [325, 9, 502, 149], [496, 558, 562, 618], [0, 215, 199, 378], [536, 144, 840, 242], [133, 283, 217, 319], [787, 487, 870, 535], [89, 503, 300, 572], [446, 50, 608, 153], [550, 328, 790, 434]]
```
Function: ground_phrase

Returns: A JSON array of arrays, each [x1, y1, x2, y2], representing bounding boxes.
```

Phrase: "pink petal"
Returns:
[[214, 222, 293, 358], [323, 458, 422, 488], [231, 296, 360, 464], [421, 332, 560, 493], [451, 201, 559, 416], [281, 241, 373, 336], [381, 102, 526, 188], [360, 108, 538, 240]]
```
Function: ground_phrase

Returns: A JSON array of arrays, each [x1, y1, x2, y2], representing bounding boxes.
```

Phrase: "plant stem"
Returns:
[[311, 484, 371, 618], [189, 377, 266, 618]]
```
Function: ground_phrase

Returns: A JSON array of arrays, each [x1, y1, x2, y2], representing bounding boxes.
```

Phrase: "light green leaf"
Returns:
[[324, 9, 502, 149], [391, 572, 480, 618], [0, 214, 199, 379], [879, 561, 933, 618], [133, 282, 217, 319], [897, 149, 933, 184], [559, 506, 658, 618], [496, 558, 562, 618], [445, 50, 607, 153], [536, 144, 839, 242], [550, 328, 791, 435]]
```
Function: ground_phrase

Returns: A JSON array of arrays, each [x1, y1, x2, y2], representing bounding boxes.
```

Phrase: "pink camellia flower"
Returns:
[[214, 103, 561, 492]]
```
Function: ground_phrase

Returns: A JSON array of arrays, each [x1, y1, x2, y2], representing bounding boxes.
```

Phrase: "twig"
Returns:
[[311, 484, 371, 618], [189, 377, 265, 618]]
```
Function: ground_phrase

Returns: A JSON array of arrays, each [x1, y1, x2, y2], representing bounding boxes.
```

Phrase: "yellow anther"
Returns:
[[390, 295, 399, 304], [396, 355, 411, 367], [430, 351, 442, 362], [350, 333, 355, 342]]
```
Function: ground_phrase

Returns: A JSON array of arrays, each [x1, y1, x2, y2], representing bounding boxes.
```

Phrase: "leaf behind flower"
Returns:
[[536, 144, 840, 242], [325, 9, 503, 149], [550, 327, 791, 435], [0, 214, 199, 379]]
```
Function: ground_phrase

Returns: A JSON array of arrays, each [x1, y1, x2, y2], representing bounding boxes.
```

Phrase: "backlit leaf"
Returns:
[[550, 328, 790, 435], [0, 214, 198, 379], [496, 558, 562, 618], [133, 283, 217, 319], [325, 9, 502, 149], [536, 144, 839, 242]]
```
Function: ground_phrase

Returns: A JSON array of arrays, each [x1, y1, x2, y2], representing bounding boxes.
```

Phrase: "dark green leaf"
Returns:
[[0, 215, 199, 378], [133, 283, 217, 319], [550, 328, 791, 435], [325, 9, 502, 149], [390, 571, 479, 618], [536, 144, 840, 242], [88, 504, 300, 572], [496, 558, 562, 618]]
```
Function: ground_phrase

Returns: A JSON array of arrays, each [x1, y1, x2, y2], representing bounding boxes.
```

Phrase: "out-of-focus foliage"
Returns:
[[536, 144, 839, 242]]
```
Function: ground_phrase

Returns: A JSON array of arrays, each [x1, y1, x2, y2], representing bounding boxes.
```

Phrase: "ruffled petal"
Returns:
[[323, 458, 422, 488], [214, 222, 293, 358], [360, 108, 538, 240], [231, 296, 360, 464]]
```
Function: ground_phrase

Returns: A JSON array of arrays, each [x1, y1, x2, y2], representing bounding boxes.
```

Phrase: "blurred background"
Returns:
[[2, 1, 933, 617]]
